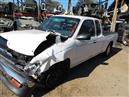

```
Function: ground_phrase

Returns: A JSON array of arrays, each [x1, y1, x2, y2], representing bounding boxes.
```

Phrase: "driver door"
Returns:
[[71, 20, 98, 67]]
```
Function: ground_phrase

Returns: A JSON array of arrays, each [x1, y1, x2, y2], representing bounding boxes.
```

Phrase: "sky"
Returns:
[[59, 0, 114, 10], [2, 0, 114, 10]]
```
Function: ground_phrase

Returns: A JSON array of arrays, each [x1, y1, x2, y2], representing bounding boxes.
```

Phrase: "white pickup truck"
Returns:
[[0, 15, 118, 97]]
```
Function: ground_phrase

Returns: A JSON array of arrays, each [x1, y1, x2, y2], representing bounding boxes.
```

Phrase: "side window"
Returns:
[[95, 20, 101, 36], [78, 20, 95, 37]]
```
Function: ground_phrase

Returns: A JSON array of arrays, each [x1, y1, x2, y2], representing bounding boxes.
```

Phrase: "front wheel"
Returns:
[[45, 69, 63, 89], [45, 61, 70, 89]]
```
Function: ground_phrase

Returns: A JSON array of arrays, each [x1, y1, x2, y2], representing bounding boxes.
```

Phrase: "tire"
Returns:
[[45, 60, 69, 89], [19, 88, 34, 97], [104, 43, 112, 56]]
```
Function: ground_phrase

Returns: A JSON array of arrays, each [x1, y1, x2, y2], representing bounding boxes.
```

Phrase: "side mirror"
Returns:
[[77, 34, 91, 40]]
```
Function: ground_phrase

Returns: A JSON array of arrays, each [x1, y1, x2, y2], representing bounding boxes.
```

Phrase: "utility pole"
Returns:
[[21, 0, 23, 11], [17, 0, 20, 11], [13, 0, 15, 20], [13, 0, 15, 4], [38, 0, 41, 21], [104, 0, 108, 16], [99, 0, 101, 9], [67, 0, 72, 14], [110, 0, 119, 32], [105, 0, 108, 10]]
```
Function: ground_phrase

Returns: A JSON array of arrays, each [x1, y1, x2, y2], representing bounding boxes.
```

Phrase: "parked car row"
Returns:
[[0, 16, 40, 33]]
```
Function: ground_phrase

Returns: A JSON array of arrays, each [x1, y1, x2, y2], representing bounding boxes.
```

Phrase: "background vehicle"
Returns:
[[14, 16, 40, 30], [0, 18, 14, 32], [0, 15, 118, 97]]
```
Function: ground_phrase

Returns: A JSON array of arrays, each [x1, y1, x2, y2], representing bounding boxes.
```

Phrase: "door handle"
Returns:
[[93, 41, 96, 43], [89, 41, 97, 44]]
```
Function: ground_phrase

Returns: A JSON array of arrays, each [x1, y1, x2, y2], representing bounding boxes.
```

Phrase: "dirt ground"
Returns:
[[0, 43, 129, 97]]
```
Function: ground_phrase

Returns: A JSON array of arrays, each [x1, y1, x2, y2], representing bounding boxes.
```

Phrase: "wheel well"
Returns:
[[38, 58, 70, 84], [50, 58, 70, 70], [109, 41, 113, 46]]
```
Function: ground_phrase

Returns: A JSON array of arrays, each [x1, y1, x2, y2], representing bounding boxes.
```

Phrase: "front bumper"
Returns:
[[0, 50, 35, 96], [0, 62, 30, 96]]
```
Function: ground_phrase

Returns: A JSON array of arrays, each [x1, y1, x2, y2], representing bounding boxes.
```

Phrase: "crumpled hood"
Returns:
[[0, 29, 50, 56]]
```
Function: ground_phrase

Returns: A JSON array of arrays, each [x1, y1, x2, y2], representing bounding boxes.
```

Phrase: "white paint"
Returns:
[[0, 29, 50, 56]]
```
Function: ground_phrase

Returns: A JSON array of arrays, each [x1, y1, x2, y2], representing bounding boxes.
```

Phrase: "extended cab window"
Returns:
[[78, 20, 95, 37], [95, 20, 101, 36]]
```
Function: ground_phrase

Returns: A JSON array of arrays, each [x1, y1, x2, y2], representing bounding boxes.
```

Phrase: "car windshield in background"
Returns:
[[39, 16, 80, 37]]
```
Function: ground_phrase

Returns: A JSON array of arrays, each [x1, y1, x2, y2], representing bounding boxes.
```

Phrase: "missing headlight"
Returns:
[[24, 62, 41, 79]]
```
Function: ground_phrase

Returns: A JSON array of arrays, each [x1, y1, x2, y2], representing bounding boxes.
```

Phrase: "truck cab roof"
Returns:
[[54, 15, 101, 21]]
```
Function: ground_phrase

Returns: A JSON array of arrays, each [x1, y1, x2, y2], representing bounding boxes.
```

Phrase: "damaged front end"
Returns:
[[0, 32, 61, 96], [0, 37, 37, 96], [0, 47, 35, 96]]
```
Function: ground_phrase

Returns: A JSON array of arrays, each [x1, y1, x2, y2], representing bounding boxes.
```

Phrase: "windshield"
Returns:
[[39, 16, 80, 37]]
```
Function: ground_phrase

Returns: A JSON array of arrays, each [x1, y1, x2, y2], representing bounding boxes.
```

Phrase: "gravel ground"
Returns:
[[0, 44, 129, 97]]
